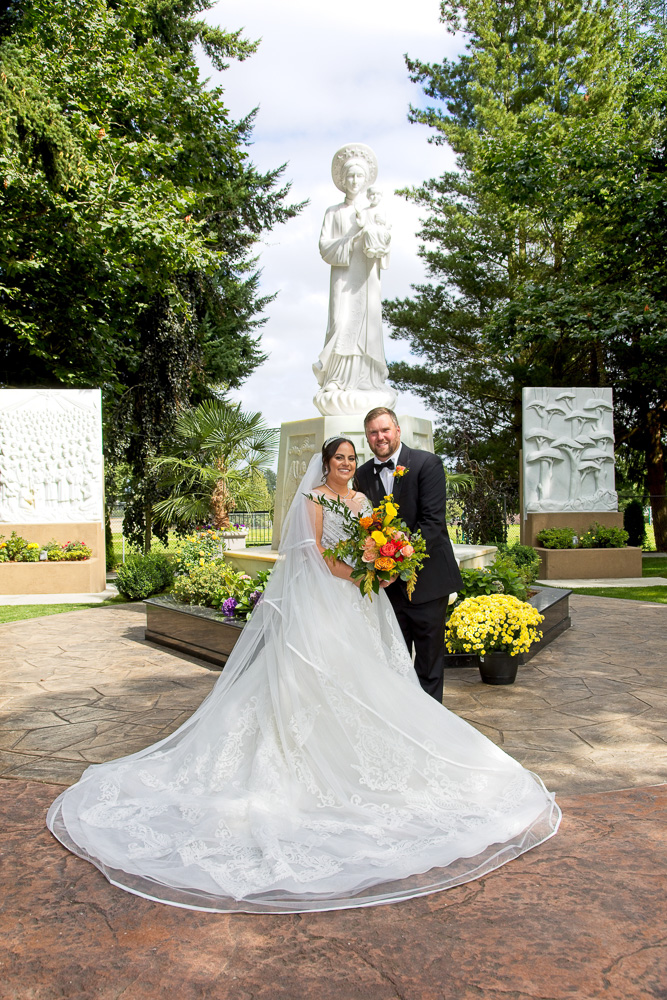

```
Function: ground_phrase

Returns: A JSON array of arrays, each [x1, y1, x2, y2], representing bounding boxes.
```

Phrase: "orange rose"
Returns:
[[374, 556, 396, 571], [359, 516, 374, 529]]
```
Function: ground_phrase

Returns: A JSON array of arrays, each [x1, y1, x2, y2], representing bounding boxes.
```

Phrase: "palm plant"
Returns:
[[445, 470, 475, 496], [152, 399, 278, 531]]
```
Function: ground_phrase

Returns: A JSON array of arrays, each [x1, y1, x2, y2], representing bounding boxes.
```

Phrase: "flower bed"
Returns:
[[0, 531, 92, 562]]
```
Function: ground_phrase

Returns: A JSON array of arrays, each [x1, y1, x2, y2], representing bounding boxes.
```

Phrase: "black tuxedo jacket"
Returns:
[[354, 444, 463, 605]]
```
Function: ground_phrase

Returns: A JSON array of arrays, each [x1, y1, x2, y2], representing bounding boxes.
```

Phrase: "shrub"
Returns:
[[623, 500, 647, 549], [497, 542, 541, 585], [452, 556, 527, 610], [487, 553, 528, 601], [45, 538, 92, 561], [173, 530, 225, 575], [171, 560, 271, 621], [171, 558, 241, 607], [536, 527, 578, 549], [578, 522, 629, 549], [116, 552, 174, 600]]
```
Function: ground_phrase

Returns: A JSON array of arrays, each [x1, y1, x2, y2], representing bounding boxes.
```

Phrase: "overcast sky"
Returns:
[[203, 0, 462, 429]]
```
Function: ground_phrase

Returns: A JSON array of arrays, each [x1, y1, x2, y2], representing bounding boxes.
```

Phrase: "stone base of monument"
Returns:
[[521, 511, 624, 548], [0, 522, 106, 594], [271, 414, 434, 549], [535, 545, 642, 580]]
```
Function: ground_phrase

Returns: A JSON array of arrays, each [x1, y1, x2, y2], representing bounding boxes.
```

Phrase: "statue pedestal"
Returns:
[[271, 415, 433, 549]]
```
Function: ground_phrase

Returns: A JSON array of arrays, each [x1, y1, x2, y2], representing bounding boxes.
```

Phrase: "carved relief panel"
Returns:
[[0, 389, 104, 524], [522, 387, 617, 513]]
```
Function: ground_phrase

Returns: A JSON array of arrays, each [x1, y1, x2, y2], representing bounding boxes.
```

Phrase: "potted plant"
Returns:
[[445, 594, 544, 685]]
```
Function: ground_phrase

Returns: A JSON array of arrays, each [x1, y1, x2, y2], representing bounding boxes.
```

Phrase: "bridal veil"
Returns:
[[47, 454, 560, 912]]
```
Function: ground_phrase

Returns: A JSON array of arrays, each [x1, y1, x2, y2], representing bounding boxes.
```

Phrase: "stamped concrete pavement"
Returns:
[[0, 595, 665, 999]]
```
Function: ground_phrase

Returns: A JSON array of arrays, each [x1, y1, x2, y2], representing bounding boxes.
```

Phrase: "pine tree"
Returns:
[[0, 0, 302, 548], [386, 0, 667, 548]]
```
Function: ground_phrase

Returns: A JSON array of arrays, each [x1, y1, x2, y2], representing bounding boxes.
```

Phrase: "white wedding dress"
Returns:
[[47, 456, 561, 913]]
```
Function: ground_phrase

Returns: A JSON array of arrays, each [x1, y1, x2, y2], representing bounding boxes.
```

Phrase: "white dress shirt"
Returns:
[[373, 445, 403, 498]]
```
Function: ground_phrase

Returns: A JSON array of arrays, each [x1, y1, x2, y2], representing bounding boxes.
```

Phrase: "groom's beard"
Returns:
[[368, 432, 401, 459]]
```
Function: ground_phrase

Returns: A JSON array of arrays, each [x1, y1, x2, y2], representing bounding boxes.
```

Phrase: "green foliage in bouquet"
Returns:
[[311, 495, 428, 600]]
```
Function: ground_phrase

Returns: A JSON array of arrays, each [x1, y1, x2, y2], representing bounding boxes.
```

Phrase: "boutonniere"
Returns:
[[393, 465, 408, 479]]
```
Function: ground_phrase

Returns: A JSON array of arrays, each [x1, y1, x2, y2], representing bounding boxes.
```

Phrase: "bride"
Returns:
[[47, 437, 561, 913]]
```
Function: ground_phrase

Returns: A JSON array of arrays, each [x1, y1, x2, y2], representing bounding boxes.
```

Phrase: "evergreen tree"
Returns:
[[0, 0, 301, 547], [386, 0, 667, 548]]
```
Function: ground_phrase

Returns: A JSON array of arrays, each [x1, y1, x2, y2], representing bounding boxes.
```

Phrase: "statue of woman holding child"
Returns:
[[313, 143, 398, 416]]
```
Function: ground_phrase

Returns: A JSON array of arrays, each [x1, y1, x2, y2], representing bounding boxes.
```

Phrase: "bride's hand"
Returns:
[[379, 575, 398, 589]]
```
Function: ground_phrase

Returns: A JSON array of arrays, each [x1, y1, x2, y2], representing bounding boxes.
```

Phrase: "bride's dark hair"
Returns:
[[321, 437, 357, 478]]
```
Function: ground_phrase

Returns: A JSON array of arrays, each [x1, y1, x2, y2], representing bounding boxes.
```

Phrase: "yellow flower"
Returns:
[[383, 502, 398, 524], [371, 530, 387, 546], [199, 558, 205, 566]]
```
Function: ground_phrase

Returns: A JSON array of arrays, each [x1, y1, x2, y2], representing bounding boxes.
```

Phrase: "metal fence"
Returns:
[[109, 507, 274, 559], [227, 511, 273, 547]]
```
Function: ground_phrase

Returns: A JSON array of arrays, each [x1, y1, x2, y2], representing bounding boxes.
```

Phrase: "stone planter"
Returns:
[[145, 596, 243, 668], [221, 529, 249, 552], [443, 585, 571, 670], [0, 556, 105, 596], [536, 546, 642, 580]]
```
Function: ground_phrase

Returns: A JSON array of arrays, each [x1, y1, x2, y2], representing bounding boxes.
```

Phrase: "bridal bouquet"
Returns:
[[311, 495, 428, 599]]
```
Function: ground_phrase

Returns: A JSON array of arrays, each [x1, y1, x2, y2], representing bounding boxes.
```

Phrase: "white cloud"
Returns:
[[203, 0, 462, 428]]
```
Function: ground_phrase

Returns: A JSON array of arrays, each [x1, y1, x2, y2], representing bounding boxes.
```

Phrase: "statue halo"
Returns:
[[331, 143, 378, 193]]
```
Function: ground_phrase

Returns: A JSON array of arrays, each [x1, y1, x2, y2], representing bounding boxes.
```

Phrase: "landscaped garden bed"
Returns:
[[534, 521, 642, 579], [0, 530, 104, 595]]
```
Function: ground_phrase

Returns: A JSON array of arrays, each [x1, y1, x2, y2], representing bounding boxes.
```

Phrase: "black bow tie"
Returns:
[[374, 460, 395, 474]]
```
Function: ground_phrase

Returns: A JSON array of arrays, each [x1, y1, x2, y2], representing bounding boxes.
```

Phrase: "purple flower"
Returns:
[[250, 589, 262, 605], [221, 597, 238, 617]]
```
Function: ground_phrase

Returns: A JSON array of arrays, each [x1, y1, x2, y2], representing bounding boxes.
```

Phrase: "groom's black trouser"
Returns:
[[388, 592, 450, 703]]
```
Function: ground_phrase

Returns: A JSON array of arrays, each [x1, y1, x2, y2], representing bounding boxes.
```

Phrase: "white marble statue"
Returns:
[[313, 143, 398, 417], [522, 387, 617, 513]]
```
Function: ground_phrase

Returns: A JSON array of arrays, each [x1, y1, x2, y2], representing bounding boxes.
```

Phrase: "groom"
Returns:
[[354, 407, 462, 703]]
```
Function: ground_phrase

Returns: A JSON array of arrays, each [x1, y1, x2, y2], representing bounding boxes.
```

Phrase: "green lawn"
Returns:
[[566, 585, 667, 603], [0, 596, 128, 625], [566, 555, 667, 603]]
